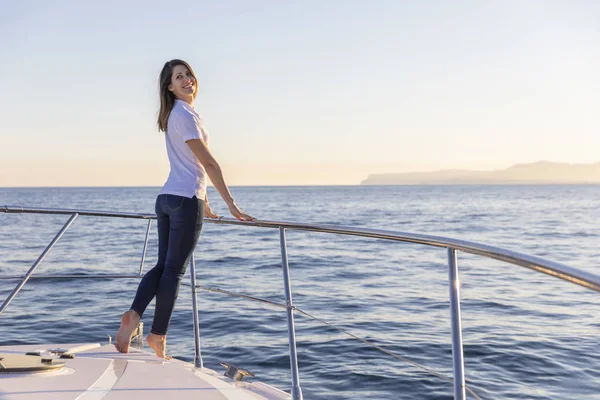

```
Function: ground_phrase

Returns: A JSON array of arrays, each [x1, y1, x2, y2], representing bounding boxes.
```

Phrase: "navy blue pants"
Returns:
[[130, 194, 204, 335]]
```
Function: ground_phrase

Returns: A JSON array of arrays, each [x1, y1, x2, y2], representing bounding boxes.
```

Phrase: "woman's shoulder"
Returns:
[[171, 100, 196, 117], [169, 101, 199, 125], [168, 101, 203, 136]]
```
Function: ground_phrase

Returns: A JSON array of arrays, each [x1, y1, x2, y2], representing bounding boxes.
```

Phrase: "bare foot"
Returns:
[[146, 333, 172, 360], [115, 310, 140, 354]]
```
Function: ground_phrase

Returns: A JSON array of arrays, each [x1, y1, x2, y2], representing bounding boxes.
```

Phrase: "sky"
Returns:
[[1, 0, 599, 186]]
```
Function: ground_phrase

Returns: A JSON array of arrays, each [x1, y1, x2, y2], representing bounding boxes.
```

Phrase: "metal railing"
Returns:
[[1, 205, 600, 400]]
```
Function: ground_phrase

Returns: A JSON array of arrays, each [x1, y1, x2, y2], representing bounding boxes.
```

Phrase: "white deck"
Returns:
[[0, 343, 290, 400]]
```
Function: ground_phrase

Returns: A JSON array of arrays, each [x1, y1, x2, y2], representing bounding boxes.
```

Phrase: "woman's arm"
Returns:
[[186, 138, 254, 221]]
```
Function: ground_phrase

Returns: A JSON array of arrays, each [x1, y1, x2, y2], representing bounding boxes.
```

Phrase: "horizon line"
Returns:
[[2, 183, 600, 189]]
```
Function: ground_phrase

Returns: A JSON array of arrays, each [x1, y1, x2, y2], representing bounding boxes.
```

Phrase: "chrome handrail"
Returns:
[[3, 205, 599, 292], [1, 205, 599, 400]]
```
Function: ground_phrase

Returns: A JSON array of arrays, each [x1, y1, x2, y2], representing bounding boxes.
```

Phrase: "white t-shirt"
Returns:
[[159, 99, 210, 200]]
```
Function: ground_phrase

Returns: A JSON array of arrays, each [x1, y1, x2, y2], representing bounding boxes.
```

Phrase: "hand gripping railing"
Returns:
[[2, 205, 600, 400]]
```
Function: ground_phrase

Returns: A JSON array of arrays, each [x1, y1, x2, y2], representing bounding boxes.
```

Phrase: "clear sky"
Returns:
[[1, 1, 598, 186]]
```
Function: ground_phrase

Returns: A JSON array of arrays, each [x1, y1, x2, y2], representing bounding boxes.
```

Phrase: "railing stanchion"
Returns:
[[189, 252, 203, 368], [0, 213, 78, 316], [138, 219, 152, 276], [279, 227, 303, 400], [448, 247, 466, 400]]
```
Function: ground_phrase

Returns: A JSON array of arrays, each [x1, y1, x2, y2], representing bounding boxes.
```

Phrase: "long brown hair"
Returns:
[[157, 59, 199, 132]]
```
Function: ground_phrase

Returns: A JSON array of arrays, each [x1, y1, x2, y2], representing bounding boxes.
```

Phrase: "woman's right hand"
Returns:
[[229, 204, 256, 221]]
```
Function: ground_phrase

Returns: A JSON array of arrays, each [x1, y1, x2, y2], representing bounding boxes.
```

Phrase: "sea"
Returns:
[[1, 185, 599, 399]]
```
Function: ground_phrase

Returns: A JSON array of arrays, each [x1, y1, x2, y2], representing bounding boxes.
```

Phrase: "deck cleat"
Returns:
[[220, 361, 255, 381]]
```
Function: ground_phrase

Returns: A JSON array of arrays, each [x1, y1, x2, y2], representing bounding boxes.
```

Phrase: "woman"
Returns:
[[115, 59, 255, 359]]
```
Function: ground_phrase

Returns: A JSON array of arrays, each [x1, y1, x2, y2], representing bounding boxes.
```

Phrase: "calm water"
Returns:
[[1, 185, 599, 399]]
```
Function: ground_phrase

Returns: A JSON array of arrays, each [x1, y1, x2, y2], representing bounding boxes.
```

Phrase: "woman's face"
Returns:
[[168, 64, 196, 100]]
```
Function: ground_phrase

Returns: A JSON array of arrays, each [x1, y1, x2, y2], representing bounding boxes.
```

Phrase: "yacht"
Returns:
[[1, 205, 599, 399]]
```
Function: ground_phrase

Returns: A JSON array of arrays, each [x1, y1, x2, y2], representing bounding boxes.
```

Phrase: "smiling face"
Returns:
[[168, 64, 196, 103]]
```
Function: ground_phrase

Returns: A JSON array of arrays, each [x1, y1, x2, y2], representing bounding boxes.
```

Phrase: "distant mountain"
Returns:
[[361, 161, 600, 185]]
